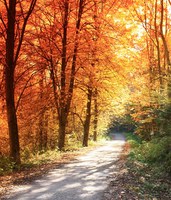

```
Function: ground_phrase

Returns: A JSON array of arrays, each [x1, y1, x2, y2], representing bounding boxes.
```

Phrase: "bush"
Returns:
[[0, 156, 15, 175], [125, 132, 142, 147], [129, 136, 171, 173]]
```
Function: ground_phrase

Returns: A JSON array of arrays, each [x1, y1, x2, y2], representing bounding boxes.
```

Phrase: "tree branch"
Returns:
[[14, 0, 37, 66], [3, 0, 8, 11]]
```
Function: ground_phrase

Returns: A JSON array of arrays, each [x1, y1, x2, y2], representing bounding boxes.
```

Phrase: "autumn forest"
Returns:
[[0, 0, 171, 170]]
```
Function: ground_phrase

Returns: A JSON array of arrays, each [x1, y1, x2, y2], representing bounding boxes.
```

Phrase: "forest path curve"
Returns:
[[3, 133, 125, 200]]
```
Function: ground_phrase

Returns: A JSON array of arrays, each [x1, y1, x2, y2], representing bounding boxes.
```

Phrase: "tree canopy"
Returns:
[[1, 0, 171, 164]]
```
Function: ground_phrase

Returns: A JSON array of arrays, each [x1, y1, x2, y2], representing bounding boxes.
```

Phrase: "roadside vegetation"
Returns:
[[106, 107, 171, 199], [0, 136, 109, 197], [0, 136, 107, 176], [124, 132, 171, 199], [104, 131, 171, 200]]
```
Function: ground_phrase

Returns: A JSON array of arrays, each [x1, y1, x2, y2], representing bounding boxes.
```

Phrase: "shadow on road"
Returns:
[[3, 133, 125, 200]]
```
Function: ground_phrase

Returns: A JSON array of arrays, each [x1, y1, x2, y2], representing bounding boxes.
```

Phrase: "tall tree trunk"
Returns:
[[58, 0, 68, 150], [38, 75, 44, 151], [83, 87, 93, 147], [5, 71, 20, 164], [93, 89, 98, 142], [38, 111, 48, 151], [58, 0, 84, 150], [58, 112, 67, 150], [159, 0, 171, 101], [39, 113, 44, 151], [43, 113, 48, 150], [4, 0, 36, 164], [5, 0, 20, 164], [154, 0, 163, 93]]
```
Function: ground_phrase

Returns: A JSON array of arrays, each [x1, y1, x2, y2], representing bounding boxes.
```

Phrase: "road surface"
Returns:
[[3, 133, 125, 200]]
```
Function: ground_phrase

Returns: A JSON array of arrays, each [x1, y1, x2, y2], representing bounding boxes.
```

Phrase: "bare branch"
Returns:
[[0, 13, 7, 30], [3, 0, 8, 11], [14, 0, 37, 66]]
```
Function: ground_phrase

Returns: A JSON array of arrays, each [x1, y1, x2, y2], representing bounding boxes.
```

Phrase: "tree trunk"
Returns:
[[38, 110, 48, 151], [39, 113, 43, 151], [159, 0, 171, 101], [5, 0, 20, 164], [57, 0, 68, 150], [58, 0, 84, 150], [93, 89, 98, 142], [93, 116, 98, 142], [5, 71, 20, 164], [4, 0, 36, 163], [58, 112, 67, 150], [154, 0, 163, 93], [43, 113, 48, 150], [83, 87, 93, 147]]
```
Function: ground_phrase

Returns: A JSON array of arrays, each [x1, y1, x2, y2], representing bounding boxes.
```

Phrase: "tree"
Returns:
[[0, 0, 162, 157], [29, 0, 86, 150], [1, 0, 37, 164]]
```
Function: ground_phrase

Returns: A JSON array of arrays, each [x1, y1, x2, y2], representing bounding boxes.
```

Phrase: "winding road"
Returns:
[[3, 133, 125, 200]]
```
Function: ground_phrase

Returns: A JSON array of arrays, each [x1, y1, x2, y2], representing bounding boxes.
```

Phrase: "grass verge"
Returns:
[[125, 132, 171, 199]]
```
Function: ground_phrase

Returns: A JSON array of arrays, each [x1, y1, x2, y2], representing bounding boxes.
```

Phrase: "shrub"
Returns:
[[0, 156, 15, 175], [125, 132, 142, 147], [129, 136, 171, 173]]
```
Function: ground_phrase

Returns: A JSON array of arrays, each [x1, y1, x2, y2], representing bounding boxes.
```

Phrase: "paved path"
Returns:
[[3, 133, 125, 200]]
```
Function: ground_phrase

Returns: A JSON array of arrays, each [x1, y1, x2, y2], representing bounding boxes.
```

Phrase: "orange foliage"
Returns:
[[0, 0, 171, 157]]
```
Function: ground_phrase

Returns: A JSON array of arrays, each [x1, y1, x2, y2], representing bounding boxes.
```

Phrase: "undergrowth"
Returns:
[[126, 133, 171, 174], [0, 136, 107, 176], [0, 156, 15, 175], [124, 132, 171, 198]]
